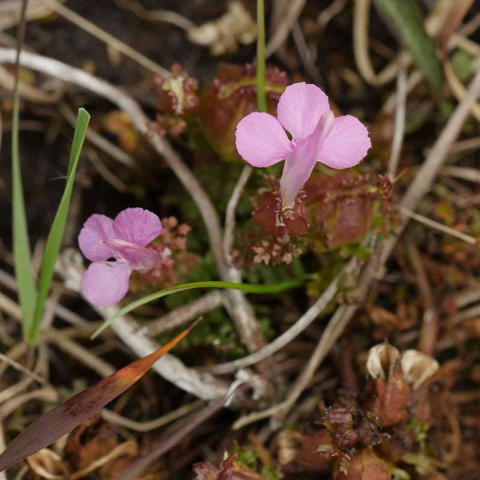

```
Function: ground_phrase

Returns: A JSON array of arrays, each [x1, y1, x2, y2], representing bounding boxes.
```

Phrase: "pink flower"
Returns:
[[78, 208, 162, 307], [235, 82, 371, 208]]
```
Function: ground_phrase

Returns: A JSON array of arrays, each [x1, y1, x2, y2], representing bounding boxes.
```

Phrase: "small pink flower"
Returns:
[[235, 82, 371, 208], [78, 208, 162, 307]]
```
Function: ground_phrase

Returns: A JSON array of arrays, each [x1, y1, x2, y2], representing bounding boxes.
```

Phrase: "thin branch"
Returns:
[[40, 0, 171, 78], [265, 0, 306, 58], [398, 205, 477, 245], [142, 290, 225, 337], [223, 165, 252, 264], [388, 56, 407, 179]]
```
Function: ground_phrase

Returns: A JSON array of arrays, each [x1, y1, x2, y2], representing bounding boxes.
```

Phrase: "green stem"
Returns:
[[91, 277, 315, 339], [256, 0, 267, 112]]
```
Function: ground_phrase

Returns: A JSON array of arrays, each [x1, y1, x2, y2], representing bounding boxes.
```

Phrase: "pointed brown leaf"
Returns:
[[0, 325, 194, 472]]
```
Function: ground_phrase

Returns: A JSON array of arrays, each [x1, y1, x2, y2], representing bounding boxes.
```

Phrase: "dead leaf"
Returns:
[[0, 324, 195, 472]]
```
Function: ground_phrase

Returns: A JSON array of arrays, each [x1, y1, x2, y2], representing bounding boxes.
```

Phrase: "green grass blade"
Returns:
[[12, 60, 37, 335], [91, 277, 313, 339], [374, 0, 443, 91], [256, 0, 267, 112], [29, 108, 90, 343]]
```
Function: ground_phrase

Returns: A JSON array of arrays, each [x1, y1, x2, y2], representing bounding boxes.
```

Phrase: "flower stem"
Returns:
[[256, 0, 267, 112]]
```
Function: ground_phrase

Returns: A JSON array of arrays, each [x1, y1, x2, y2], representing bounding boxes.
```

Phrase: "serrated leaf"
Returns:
[[0, 324, 194, 472], [374, 0, 444, 91]]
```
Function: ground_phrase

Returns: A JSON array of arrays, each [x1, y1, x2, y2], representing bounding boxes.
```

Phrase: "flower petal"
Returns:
[[280, 112, 334, 208], [277, 82, 330, 140], [104, 239, 161, 271], [235, 112, 292, 167], [81, 261, 132, 307], [78, 214, 116, 262], [113, 208, 162, 247], [319, 115, 371, 169]]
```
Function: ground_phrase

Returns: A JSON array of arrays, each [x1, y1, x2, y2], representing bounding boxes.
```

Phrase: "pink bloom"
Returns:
[[235, 82, 371, 208], [78, 208, 162, 307]]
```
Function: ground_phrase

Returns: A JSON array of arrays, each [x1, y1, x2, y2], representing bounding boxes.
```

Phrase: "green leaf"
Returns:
[[374, 0, 443, 91], [29, 109, 90, 343], [12, 62, 37, 335], [91, 278, 313, 339]]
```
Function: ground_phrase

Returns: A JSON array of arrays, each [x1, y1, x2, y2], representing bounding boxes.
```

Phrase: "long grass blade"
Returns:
[[92, 277, 312, 339], [29, 109, 90, 343], [374, 0, 443, 91], [0, 323, 194, 473]]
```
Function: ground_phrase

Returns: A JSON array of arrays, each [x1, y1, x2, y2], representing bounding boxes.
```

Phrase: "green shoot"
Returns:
[[29, 109, 90, 343], [256, 0, 267, 112]]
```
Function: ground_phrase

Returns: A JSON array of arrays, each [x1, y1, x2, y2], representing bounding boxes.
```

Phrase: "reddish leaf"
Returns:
[[0, 325, 194, 472]]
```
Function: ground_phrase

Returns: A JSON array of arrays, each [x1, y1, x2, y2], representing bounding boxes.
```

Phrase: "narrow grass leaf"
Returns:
[[11, 56, 37, 335], [374, 0, 443, 91], [29, 109, 90, 343], [0, 324, 194, 473], [92, 278, 312, 339]]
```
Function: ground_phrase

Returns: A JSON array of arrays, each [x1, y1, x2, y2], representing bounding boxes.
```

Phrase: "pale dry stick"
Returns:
[[0, 344, 28, 379], [387, 57, 407, 179], [382, 70, 423, 115], [0, 269, 90, 327], [0, 377, 34, 405], [0, 48, 262, 354], [0, 291, 21, 320], [0, 387, 57, 421], [292, 21, 323, 85], [114, 0, 194, 31], [60, 104, 134, 168], [265, 0, 306, 58], [353, 0, 402, 86], [0, 352, 46, 384], [202, 260, 358, 375], [0, 0, 63, 31], [143, 290, 225, 337], [445, 59, 480, 122], [451, 303, 480, 324], [442, 166, 480, 183], [232, 305, 356, 430], [0, 425, 5, 480], [39, 0, 171, 78], [449, 136, 480, 156], [317, 0, 348, 31], [86, 148, 132, 193], [101, 399, 204, 432], [398, 206, 477, 245], [223, 165, 252, 264], [406, 240, 437, 356], [70, 441, 137, 480], [52, 337, 116, 377], [0, 65, 63, 103]]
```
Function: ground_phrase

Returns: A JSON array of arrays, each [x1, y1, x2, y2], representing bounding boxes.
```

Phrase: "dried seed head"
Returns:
[[366, 342, 400, 381], [401, 350, 439, 390]]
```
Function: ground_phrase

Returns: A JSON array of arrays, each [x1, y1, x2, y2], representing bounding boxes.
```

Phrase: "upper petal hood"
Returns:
[[276, 82, 330, 140]]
